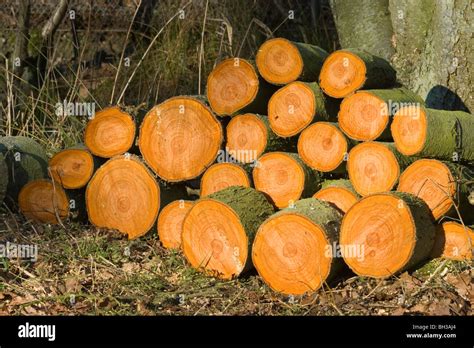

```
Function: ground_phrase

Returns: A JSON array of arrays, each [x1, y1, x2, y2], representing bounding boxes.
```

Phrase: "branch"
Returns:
[[41, 0, 69, 39]]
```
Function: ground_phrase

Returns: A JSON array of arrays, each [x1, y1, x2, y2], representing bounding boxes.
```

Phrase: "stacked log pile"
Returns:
[[2, 38, 473, 296]]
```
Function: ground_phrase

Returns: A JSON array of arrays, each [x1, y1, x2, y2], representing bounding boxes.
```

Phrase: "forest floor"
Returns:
[[0, 211, 472, 316]]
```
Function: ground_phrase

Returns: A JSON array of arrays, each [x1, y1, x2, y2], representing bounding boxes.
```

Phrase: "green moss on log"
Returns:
[[0, 136, 49, 204], [206, 186, 275, 272]]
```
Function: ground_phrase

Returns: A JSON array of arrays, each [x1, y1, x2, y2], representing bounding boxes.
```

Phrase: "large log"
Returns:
[[182, 186, 274, 279], [256, 38, 328, 85], [338, 87, 424, 141], [252, 198, 344, 295], [86, 154, 160, 239], [253, 152, 321, 209], [319, 49, 397, 98], [84, 106, 136, 158], [138, 96, 223, 182], [226, 113, 296, 164], [206, 58, 276, 116], [267, 82, 338, 137], [391, 106, 474, 162], [0, 136, 49, 204], [348, 142, 413, 196], [397, 159, 474, 223], [340, 192, 437, 277]]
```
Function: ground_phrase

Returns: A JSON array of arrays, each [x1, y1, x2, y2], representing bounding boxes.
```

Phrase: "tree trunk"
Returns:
[[330, 0, 472, 111], [313, 179, 359, 214], [330, 0, 394, 60]]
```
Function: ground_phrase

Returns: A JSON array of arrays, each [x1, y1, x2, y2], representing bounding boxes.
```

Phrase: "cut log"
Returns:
[[157, 200, 194, 250], [391, 106, 474, 162], [49, 144, 102, 189], [18, 179, 69, 224], [182, 186, 274, 279], [339, 88, 424, 141], [313, 179, 359, 214], [256, 38, 328, 85], [206, 58, 276, 116], [252, 198, 343, 295], [267, 82, 337, 137], [431, 222, 473, 260], [348, 142, 413, 196], [0, 153, 7, 204], [226, 113, 296, 164], [139, 96, 223, 182], [319, 49, 397, 98], [397, 159, 474, 222], [340, 192, 437, 277], [253, 152, 321, 208], [84, 106, 136, 158], [0, 136, 48, 203], [298, 122, 352, 172], [200, 162, 251, 197], [86, 154, 160, 239]]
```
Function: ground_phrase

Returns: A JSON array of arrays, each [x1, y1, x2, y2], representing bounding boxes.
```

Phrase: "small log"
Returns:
[[84, 106, 136, 158], [253, 152, 321, 208], [256, 38, 328, 85], [319, 49, 397, 98], [348, 142, 413, 196], [252, 198, 344, 295], [182, 186, 274, 279], [397, 159, 474, 222], [267, 81, 338, 137], [340, 192, 437, 277]]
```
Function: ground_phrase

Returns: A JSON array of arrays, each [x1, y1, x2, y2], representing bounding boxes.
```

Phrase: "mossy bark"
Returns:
[[304, 82, 340, 122], [382, 142, 415, 173], [285, 42, 329, 84], [253, 114, 297, 153], [330, 0, 394, 61], [0, 136, 49, 204], [206, 186, 275, 272], [321, 179, 359, 197], [439, 162, 474, 224], [357, 87, 425, 141], [284, 152, 323, 199], [276, 197, 345, 281], [417, 108, 473, 163], [386, 192, 437, 272]]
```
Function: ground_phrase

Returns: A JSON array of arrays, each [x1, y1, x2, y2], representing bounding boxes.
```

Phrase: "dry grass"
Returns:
[[0, 211, 472, 316]]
